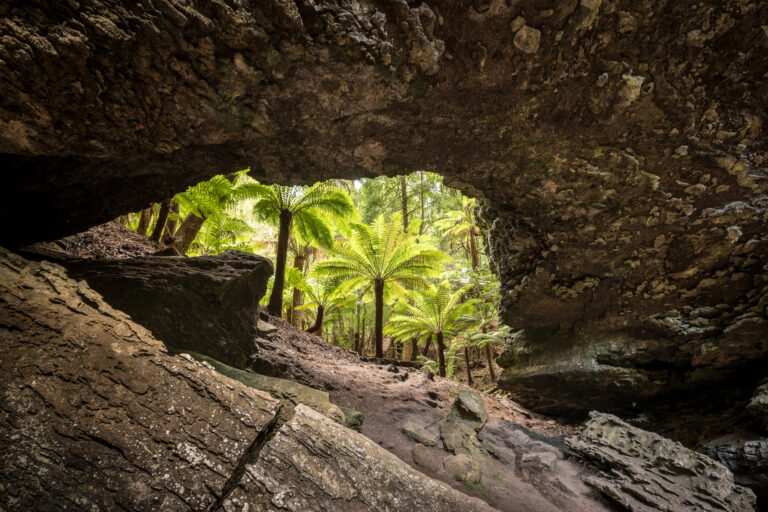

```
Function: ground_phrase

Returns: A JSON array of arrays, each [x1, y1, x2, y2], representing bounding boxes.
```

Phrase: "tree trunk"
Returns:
[[409, 338, 419, 361], [468, 230, 480, 270], [423, 334, 433, 360], [136, 207, 153, 236], [173, 211, 205, 255], [374, 279, 384, 358], [400, 175, 408, 232], [485, 344, 497, 381], [307, 304, 324, 336], [464, 346, 474, 387], [436, 332, 446, 377], [149, 199, 171, 243], [290, 252, 306, 326], [359, 305, 367, 355], [419, 172, 425, 234], [117, 215, 129, 226], [161, 200, 180, 245], [267, 210, 292, 317]]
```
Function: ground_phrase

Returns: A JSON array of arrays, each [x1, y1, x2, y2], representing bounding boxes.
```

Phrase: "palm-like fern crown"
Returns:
[[434, 196, 479, 247], [248, 182, 355, 250], [314, 215, 448, 295], [385, 282, 476, 340]]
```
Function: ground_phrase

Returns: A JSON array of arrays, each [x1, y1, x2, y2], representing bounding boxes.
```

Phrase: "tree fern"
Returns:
[[314, 215, 448, 358]]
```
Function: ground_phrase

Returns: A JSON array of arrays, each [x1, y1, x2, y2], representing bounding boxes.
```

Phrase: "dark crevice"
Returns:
[[207, 401, 289, 512]]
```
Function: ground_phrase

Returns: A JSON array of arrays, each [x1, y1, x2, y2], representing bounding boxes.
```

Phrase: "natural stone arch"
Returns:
[[1, 0, 766, 428]]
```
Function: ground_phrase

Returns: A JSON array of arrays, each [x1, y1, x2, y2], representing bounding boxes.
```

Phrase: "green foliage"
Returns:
[[417, 344, 460, 379], [385, 282, 477, 341], [250, 182, 356, 250], [314, 215, 447, 293]]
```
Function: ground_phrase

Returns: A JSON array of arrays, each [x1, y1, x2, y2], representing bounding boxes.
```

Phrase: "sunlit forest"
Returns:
[[120, 171, 507, 388]]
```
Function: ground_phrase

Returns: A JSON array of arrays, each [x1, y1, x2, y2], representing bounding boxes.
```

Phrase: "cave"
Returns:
[[1, 0, 767, 511]]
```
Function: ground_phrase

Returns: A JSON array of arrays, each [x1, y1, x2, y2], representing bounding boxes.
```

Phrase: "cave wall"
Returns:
[[1, 1, 767, 426]]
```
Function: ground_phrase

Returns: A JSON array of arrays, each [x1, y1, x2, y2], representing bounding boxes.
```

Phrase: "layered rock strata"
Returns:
[[567, 412, 756, 512]]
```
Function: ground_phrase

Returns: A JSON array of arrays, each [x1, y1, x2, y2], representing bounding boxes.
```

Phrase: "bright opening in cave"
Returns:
[[74, 170, 502, 386]]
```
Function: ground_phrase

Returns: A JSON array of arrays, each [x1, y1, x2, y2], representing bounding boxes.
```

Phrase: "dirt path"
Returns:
[[255, 317, 613, 512]]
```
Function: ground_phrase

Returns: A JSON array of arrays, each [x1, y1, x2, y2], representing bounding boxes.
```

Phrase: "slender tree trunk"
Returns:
[[419, 172, 425, 234], [485, 344, 497, 381], [173, 211, 205, 255], [307, 304, 324, 336], [436, 332, 446, 377], [464, 346, 474, 387], [150, 199, 171, 243], [360, 308, 367, 355], [423, 334, 433, 360], [136, 207, 153, 236], [290, 252, 306, 326], [409, 338, 419, 361], [117, 215, 129, 226], [267, 210, 292, 317], [337, 312, 345, 345], [400, 176, 408, 232], [162, 200, 180, 245], [374, 279, 384, 358], [469, 230, 480, 270]]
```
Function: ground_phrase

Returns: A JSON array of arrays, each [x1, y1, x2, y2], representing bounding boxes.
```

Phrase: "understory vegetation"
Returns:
[[120, 171, 507, 387]]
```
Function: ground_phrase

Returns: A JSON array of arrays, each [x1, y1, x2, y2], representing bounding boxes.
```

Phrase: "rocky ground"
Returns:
[[11, 224, 757, 510]]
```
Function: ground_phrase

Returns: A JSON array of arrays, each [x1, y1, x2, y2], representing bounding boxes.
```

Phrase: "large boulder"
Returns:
[[439, 390, 490, 484], [0, 248, 504, 511], [62, 250, 273, 368], [566, 412, 756, 512]]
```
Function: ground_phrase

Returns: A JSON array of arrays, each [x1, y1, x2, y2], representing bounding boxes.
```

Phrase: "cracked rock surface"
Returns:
[[566, 412, 756, 512], [0, 247, 280, 511]]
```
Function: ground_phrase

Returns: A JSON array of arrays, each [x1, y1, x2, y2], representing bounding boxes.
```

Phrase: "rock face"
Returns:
[[223, 404, 495, 512], [0, 247, 281, 511], [566, 412, 756, 512], [62, 250, 273, 368], [0, 248, 504, 512], [1, 0, 768, 452]]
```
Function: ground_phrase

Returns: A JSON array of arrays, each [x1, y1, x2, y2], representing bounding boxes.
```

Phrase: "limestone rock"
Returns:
[[340, 406, 365, 432], [222, 405, 496, 511], [402, 422, 439, 447], [444, 454, 482, 484], [185, 352, 346, 425], [440, 390, 489, 454], [702, 438, 768, 503], [566, 412, 756, 512], [0, 247, 281, 511], [513, 26, 541, 54], [62, 250, 273, 368]]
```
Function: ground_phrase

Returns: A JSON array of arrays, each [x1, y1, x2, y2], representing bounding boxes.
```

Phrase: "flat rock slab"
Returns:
[[566, 412, 756, 512], [221, 405, 497, 512], [62, 250, 273, 368], [0, 248, 281, 511]]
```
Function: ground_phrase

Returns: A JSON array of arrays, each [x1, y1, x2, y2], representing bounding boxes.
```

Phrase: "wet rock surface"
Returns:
[[567, 412, 757, 512], [61, 250, 273, 368]]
